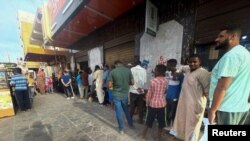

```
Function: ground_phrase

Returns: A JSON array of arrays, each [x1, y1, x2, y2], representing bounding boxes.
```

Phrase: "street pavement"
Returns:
[[0, 93, 180, 141]]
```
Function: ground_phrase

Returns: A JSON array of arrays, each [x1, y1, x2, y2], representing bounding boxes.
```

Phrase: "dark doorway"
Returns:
[[79, 61, 88, 70]]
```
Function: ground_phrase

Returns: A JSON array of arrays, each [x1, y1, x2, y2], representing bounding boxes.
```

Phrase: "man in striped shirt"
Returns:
[[10, 67, 30, 111], [143, 64, 168, 141]]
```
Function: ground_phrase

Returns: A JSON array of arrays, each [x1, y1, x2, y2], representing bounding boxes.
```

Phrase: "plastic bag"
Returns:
[[199, 118, 209, 141]]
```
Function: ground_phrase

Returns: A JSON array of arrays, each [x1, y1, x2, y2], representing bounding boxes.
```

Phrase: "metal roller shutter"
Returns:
[[104, 41, 135, 67]]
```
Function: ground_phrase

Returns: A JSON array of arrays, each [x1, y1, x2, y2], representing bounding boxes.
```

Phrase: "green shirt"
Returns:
[[109, 66, 133, 99], [209, 45, 250, 112]]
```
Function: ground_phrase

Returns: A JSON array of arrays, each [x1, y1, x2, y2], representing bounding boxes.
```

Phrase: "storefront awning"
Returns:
[[41, 3, 53, 45], [18, 11, 67, 63], [30, 8, 43, 46], [47, 0, 144, 48], [24, 46, 66, 62], [25, 61, 40, 69]]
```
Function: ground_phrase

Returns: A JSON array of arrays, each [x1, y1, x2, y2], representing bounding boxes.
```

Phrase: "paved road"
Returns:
[[0, 93, 180, 141]]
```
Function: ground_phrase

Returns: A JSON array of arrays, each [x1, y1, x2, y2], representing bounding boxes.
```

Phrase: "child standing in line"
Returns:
[[165, 59, 184, 129], [142, 64, 168, 141], [47, 76, 53, 93], [27, 72, 35, 105]]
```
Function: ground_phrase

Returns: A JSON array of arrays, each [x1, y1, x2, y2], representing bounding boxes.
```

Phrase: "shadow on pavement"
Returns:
[[23, 121, 53, 141], [71, 99, 180, 141], [72, 101, 118, 130]]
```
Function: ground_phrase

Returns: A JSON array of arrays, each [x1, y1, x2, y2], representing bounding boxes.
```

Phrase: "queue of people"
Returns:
[[9, 25, 249, 141], [106, 26, 249, 141]]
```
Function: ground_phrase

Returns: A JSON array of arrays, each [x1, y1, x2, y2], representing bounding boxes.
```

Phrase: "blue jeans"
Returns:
[[108, 90, 113, 103], [64, 86, 73, 97], [113, 97, 133, 131]]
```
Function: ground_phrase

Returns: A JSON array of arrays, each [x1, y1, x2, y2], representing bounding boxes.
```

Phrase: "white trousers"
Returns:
[[96, 84, 104, 104]]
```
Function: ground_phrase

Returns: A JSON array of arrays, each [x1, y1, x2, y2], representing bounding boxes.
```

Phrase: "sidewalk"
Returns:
[[0, 93, 179, 141]]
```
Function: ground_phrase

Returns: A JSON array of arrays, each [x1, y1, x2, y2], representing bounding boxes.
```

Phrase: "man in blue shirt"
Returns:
[[165, 59, 184, 128], [209, 26, 250, 125], [76, 70, 84, 99], [10, 67, 30, 111], [61, 69, 74, 99]]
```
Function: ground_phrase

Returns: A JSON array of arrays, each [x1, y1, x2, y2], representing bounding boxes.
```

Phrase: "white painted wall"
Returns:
[[88, 47, 103, 72], [140, 20, 183, 83]]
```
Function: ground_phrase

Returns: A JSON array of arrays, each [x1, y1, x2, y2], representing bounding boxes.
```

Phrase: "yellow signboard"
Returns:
[[0, 89, 15, 118]]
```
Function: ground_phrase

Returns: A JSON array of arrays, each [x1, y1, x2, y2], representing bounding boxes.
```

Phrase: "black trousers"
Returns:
[[102, 87, 110, 105], [15, 90, 31, 111], [130, 93, 145, 122], [146, 106, 166, 129], [166, 98, 178, 126]]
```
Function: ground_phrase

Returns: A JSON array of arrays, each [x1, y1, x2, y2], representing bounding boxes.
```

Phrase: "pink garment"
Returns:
[[37, 68, 46, 94], [48, 78, 53, 86]]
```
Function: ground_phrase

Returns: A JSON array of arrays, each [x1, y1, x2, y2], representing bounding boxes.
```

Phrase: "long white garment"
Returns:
[[172, 68, 210, 141], [94, 69, 104, 103]]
